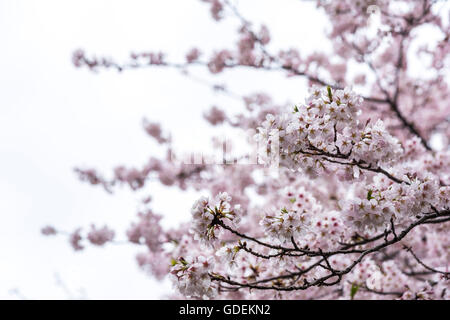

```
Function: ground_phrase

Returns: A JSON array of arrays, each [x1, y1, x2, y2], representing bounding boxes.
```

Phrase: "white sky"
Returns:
[[0, 0, 329, 299]]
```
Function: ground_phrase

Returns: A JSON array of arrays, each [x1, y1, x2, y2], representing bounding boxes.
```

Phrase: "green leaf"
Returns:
[[327, 86, 333, 102], [350, 283, 359, 300], [367, 189, 373, 200], [293, 105, 299, 113]]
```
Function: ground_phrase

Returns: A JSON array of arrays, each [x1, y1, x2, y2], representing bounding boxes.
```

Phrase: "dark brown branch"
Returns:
[[210, 210, 449, 291], [404, 246, 450, 278], [359, 285, 403, 297], [296, 148, 407, 185]]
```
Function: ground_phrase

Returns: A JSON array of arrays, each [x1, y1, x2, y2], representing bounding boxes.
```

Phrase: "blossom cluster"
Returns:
[[260, 207, 308, 244], [190, 192, 241, 244], [344, 174, 441, 231], [260, 187, 319, 244], [87, 225, 115, 246], [259, 185, 348, 250], [255, 86, 403, 173], [53, 0, 450, 301], [142, 118, 169, 144], [170, 256, 216, 298], [127, 209, 164, 251], [215, 244, 241, 270]]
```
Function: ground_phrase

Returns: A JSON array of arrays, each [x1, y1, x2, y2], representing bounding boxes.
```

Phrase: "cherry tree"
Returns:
[[43, 0, 450, 300]]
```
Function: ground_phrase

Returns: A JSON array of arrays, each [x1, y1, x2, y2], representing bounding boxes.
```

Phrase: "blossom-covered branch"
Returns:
[[44, 0, 450, 300]]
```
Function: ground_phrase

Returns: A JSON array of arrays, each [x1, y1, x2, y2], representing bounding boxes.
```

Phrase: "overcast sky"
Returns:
[[0, 0, 332, 299]]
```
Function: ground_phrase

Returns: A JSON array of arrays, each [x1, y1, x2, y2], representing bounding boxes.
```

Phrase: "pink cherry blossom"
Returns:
[[47, 0, 450, 300]]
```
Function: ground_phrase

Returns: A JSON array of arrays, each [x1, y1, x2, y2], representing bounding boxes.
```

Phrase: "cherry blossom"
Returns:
[[170, 256, 216, 298], [45, 0, 450, 300], [87, 225, 115, 246]]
